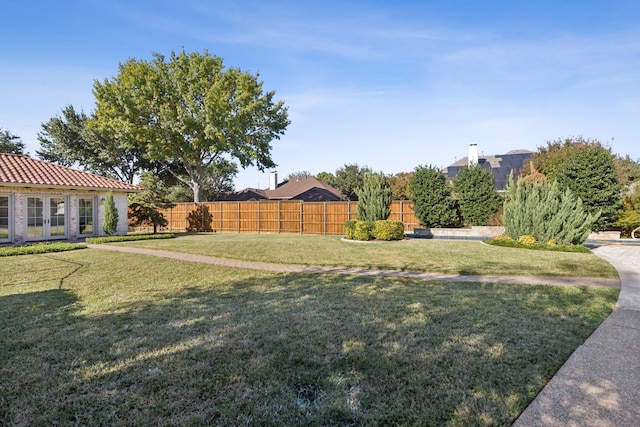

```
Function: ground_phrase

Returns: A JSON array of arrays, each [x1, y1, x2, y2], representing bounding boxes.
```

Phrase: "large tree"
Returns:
[[453, 165, 502, 226], [410, 165, 460, 228], [37, 105, 151, 183], [92, 49, 289, 202], [330, 163, 372, 201], [0, 128, 26, 155], [388, 172, 413, 200]]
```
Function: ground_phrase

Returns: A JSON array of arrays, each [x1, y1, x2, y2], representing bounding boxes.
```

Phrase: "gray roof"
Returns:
[[444, 149, 534, 190]]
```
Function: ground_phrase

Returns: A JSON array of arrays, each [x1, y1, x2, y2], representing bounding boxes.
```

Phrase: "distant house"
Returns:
[[217, 172, 347, 202], [0, 153, 139, 245], [443, 144, 534, 190]]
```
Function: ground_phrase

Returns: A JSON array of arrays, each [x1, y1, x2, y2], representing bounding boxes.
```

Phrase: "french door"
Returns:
[[26, 196, 67, 241]]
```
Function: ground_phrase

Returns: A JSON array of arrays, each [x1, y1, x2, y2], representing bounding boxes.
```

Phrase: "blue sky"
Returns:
[[2, 0, 639, 189]]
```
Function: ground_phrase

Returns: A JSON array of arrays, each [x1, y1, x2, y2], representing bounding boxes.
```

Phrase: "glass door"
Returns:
[[26, 196, 67, 241], [0, 195, 10, 242], [27, 196, 44, 240]]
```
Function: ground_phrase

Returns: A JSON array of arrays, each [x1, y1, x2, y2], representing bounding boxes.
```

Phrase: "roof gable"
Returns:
[[265, 177, 346, 200], [0, 153, 139, 192]]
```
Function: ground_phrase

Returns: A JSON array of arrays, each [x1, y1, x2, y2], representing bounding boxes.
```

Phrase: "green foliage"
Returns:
[[0, 128, 26, 155], [128, 172, 175, 233], [37, 105, 154, 184], [372, 220, 404, 240], [85, 233, 174, 244], [356, 173, 393, 221], [555, 145, 620, 231], [503, 175, 599, 245], [343, 220, 374, 240], [613, 155, 640, 186], [102, 191, 119, 236], [615, 184, 640, 236], [485, 237, 590, 253], [517, 235, 537, 246], [0, 242, 86, 257], [388, 172, 413, 200], [92, 49, 289, 202], [453, 165, 502, 226], [410, 165, 460, 228], [330, 164, 372, 201], [287, 171, 312, 180]]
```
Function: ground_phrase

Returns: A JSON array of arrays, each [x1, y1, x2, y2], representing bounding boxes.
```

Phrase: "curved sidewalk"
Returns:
[[87, 244, 619, 288], [514, 244, 640, 426]]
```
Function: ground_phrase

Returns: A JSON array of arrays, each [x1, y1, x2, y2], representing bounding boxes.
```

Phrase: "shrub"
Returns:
[[356, 173, 393, 221], [486, 237, 589, 253], [344, 220, 374, 240], [86, 233, 174, 244], [410, 165, 461, 228], [372, 220, 404, 240], [503, 174, 599, 245], [103, 191, 119, 236], [518, 235, 537, 246], [0, 242, 86, 257], [453, 164, 503, 225], [492, 234, 513, 242]]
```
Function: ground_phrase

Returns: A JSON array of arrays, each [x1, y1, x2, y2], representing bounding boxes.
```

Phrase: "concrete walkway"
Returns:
[[513, 244, 640, 426], [88, 243, 638, 425], [87, 244, 619, 288]]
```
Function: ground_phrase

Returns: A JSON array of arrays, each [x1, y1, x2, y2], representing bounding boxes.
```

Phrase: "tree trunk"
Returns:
[[192, 180, 202, 203]]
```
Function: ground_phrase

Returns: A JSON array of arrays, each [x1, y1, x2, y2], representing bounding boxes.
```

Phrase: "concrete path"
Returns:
[[87, 244, 619, 288], [513, 244, 640, 426]]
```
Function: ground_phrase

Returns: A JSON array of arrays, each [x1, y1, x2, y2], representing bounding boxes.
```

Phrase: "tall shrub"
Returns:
[[453, 165, 502, 225], [503, 175, 599, 245], [410, 165, 460, 228], [103, 191, 119, 235], [356, 173, 392, 221]]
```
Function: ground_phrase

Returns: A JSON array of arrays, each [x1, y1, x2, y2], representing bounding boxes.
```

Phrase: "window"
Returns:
[[0, 195, 10, 242], [78, 198, 95, 236]]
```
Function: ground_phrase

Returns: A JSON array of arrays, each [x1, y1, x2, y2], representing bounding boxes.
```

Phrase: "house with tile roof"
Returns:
[[217, 172, 347, 202], [0, 153, 139, 245], [443, 144, 534, 191]]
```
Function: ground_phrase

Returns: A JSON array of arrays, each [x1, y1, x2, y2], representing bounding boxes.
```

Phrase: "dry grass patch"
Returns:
[[0, 249, 618, 426]]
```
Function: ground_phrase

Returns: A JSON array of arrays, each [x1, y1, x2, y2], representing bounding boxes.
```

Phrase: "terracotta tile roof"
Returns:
[[0, 153, 139, 192]]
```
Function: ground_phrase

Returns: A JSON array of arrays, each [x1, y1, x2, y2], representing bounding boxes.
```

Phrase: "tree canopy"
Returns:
[[0, 128, 26, 155], [453, 165, 502, 226], [91, 49, 289, 202], [410, 165, 460, 228]]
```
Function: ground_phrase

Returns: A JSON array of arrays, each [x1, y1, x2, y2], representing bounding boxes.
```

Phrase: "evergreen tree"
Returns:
[[503, 175, 599, 245], [410, 165, 460, 228], [555, 145, 620, 230], [356, 173, 393, 221], [0, 128, 26, 154], [453, 165, 502, 225], [103, 191, 119, 235]]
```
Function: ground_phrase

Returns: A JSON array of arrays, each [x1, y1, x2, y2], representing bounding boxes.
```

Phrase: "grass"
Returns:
[[116, 233, 619, 278], [0, 247, 618, 426]]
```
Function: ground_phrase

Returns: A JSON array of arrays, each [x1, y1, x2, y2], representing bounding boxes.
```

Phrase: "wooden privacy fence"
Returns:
[[132, 200, 420, 235]]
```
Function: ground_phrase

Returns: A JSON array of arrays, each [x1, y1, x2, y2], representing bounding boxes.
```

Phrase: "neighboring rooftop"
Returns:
[[444, 147, 534, 190], [218, 175, 346, 202], [0, 153, 139, 191]]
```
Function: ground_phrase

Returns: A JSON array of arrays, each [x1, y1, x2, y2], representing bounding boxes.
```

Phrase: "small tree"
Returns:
[[503, 175, 599, 245], [410, 165, 460, 228], [0, 128, 26, 154], [128, 172, 175, 233], [453, 165, 502, 226], [103, 191, 119, 235], [356, 173, 393, 221]]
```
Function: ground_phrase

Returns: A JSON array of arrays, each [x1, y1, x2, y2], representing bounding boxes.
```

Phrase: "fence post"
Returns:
[[278, 200, 281, 234], [300, 200, 303, 234], [324, 202, 327, 235], [257, 200, 261, 234]]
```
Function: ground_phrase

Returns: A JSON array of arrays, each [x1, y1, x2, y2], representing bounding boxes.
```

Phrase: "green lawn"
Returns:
[[118, 233, 619, 278], [0, 245, 618, 426]]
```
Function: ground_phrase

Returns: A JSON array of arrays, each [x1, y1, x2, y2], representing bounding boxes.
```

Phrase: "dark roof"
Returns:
[[0, 153, 139, 192], [218, 176, 346, 201], [444, 149, 534, 190]]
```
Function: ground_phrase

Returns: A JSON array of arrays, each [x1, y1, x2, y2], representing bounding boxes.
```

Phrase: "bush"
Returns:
[[344, 220, 374, 240], [0, 242, 86, 257], [453, 164, 503, 225], [410, 165, 461, 228], [372, 220, 404, 240], [86, 233, 174, 244], [517, 235, 537, 246], [503, 174, 599, 245], [486, 236, 590, 253], [356, 173, 393, 221]]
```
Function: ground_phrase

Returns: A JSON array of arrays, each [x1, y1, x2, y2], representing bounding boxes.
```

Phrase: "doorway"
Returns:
[[26, 196, 67, 241]]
